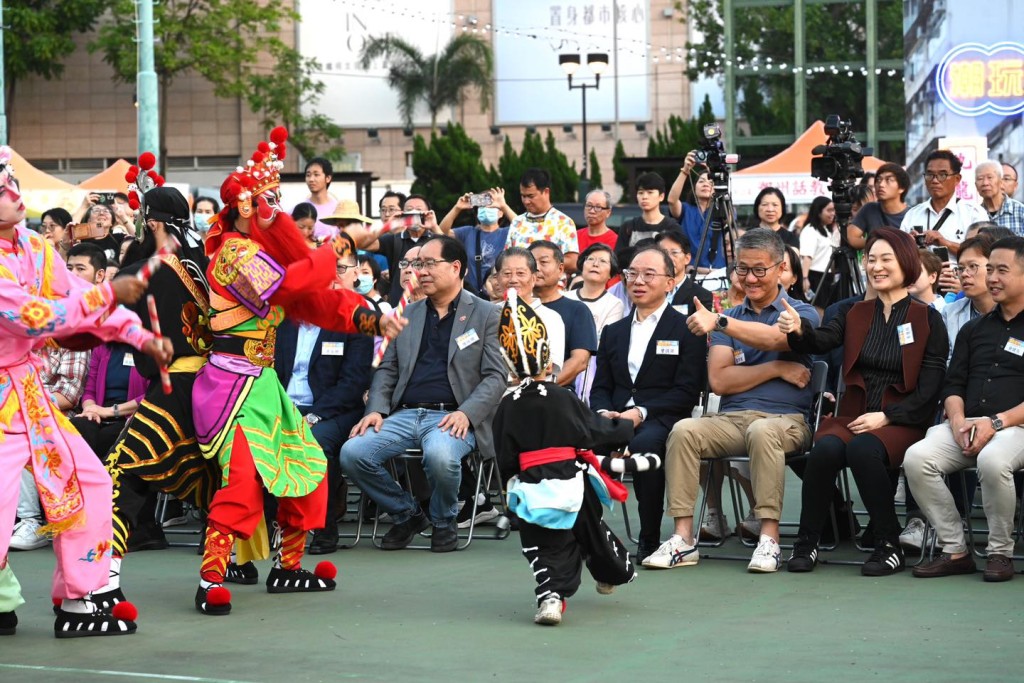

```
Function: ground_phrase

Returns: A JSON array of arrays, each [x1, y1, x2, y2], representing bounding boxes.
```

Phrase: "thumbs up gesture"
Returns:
[[777, 298, 802, 336], [686, 296, 719, 335]]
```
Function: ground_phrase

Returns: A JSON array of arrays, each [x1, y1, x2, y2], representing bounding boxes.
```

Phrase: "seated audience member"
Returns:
[[340, 236, 507, 552], [909, 248, 945, 311], [781, 246, 811, 303], [565, 243, 624, 402], [772, 228, 948, 575], [355, 253, 392, 313], [644, 228, 819, 572], [275, 249, 374, 555], [494, 247, 566, 379], [292, 202, 321, 248], [505, 168, 580, 273], [976, 160, 1024, 235], [655, 229, 714, 315], [667, 158, 728, 272], [590, 246, 706, 561], [904, 236, 1024, 582], [577, 190, 619, 254], [529, 241, 598, 389], [71, 345, 148, 461], [438, 188, 514, 293], [40, 207, 73, 261], [615, 172, 679, 262]]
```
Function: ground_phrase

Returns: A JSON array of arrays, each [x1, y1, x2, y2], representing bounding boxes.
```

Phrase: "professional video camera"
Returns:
[[810, 115, 873, 225], [693, 123, 740, 191]]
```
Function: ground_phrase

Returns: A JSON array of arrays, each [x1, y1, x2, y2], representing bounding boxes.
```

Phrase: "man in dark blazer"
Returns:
[[656, 229, 714, 316], [275, 254, 374, 554], [590, 245, 706, 563], [340, 236, 507, 553]]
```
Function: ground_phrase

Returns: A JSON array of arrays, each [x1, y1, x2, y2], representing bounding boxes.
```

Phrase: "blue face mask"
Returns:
[[193, 213, 212, 231], [354, 276, 373, 295], [477, 207, 500, 225]]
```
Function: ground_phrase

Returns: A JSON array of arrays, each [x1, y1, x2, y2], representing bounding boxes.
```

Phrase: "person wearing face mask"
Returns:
[[355, 253, 392, 314], [192, 196, 220, 241], [438, 188, 515, 293]]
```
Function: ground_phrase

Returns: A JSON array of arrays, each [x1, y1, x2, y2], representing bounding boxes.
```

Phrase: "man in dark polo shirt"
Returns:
[[340, 236, 507, 552], [366, 194, 440, 302], [644, 228, 820, 573], [905, 236, 1024, 582]]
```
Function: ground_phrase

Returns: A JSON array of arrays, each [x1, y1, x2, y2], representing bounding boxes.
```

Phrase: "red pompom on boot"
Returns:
[[266, 562, 337, 594], [195, 585, 232, 616]]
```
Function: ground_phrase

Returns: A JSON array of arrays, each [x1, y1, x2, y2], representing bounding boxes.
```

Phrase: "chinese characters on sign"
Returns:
[[937, 42, 1024, 117], [548, 3, 646, 26]]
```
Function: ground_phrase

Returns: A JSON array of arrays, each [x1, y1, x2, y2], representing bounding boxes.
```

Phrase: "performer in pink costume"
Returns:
[[0, 146, 171, 637]]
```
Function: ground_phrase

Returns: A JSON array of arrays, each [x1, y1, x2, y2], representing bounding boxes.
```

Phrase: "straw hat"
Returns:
[[322, 199, 372, 226]]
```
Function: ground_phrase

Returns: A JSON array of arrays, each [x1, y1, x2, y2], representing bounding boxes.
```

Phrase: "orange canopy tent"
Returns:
[[731, 120, 887, 205], [77, 159, 133, 193], [9, 149, 86, 218]]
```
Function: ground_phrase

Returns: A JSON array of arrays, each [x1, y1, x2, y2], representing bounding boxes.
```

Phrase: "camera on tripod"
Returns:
[[810, 115, 873, 225], [693, 124, 739, 190]]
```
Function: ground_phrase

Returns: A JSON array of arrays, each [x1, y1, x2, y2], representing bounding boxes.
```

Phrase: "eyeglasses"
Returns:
[[622, 269, 669, 283], [924, 172, 956, 182], [1004, 175, 1018, 183], [584, 256, 611, 265], [380, 206, 401, 216], [584, 204, 609, 212], [663, 248, 684, 257], [958, 263, 984, 276], [401, 258, 452, 270], [734, 261, 783, 278], [336, 263, 356, 274]]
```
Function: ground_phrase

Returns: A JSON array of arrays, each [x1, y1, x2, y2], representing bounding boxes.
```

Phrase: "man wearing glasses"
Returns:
[[1003, 163, 1018, 199], [577, 190, 618, 254], [848, 162, 911, 250], [902, 150, 987, 257], [341, 236, 507, 553], [644, 228, 820, 573]]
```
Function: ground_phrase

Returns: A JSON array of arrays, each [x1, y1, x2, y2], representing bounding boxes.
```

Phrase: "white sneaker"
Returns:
[[739, 511, 761, 540], [10, 518, 49, 551], [595, 582, 615, 595], [893, 474, 906, 505], [534, 595, 564, 625], [699, 510, 732, 541], [899, 517, 933, 551], [747, 537, 782, 573], [641, 535, 699, 569]]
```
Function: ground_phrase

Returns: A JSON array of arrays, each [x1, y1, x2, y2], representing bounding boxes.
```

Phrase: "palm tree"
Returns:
[[359, 34, 494, 135]]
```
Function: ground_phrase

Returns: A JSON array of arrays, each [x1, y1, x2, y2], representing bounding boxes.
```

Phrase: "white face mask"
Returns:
[[354, 276, 373, 295], [193, 213, 212, 231]]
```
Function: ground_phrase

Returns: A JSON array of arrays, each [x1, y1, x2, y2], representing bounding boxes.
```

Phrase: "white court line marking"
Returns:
[[0, 663, 258, 683]]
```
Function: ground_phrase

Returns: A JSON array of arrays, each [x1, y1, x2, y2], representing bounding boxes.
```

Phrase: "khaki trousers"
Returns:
[[665, 410, 810, 521]]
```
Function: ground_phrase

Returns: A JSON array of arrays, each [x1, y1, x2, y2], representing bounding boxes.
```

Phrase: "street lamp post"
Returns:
[[559, 53, 608, 201]]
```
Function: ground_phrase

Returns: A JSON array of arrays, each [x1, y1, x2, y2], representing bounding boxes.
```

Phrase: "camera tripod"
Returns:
[[690, 183, 738, 285], [811, 221, 864, 309]]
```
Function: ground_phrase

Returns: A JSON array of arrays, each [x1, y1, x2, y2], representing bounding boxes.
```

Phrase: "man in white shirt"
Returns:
[[902, 150, 988, 257]]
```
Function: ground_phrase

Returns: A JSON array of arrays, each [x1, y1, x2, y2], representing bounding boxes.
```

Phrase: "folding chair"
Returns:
[[370, 448, 511, 550], [155, 492, 204, 548]]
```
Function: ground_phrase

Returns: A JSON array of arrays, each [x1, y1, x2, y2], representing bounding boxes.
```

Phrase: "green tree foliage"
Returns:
[[612, 140, 629, 197], [4, 0, 111, 126], [359, 34, 493, 135], [681, 0, 904, 150], [409, 123, 493, 215], [644, 95, 718, 181], [588, 149, 603, 190], [543, 130, 580, 202], [91, 1, 341, 165]]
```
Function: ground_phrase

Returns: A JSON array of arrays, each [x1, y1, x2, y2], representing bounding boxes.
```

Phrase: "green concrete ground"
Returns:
[[2, 475, 1021, 683]]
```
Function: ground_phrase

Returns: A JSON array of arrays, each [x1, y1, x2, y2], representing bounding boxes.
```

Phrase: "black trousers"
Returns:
[[518, 483, 635, 605], [612, 420, 670, 546], [71, 416, 129, 463], [800, 434, 900, 544]]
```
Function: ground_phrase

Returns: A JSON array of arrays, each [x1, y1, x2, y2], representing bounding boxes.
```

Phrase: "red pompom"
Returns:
[[257, 141, 271, 154], [125, 167, 139, 184], [147, 170, 165, 186], [52, 597, 62, 607], [206, 586, 231, 606], [269, 126, 288, 145], [128, 194, 141, 210], [277, 144, 287, 160], [314, 561, 337, 580], [138, 152, 157, 171], [251, 151, 265, 164], [111, 601, 139, 621]]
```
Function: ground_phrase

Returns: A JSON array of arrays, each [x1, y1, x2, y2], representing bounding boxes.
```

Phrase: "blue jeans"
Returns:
[[339, 408, 475, 527]]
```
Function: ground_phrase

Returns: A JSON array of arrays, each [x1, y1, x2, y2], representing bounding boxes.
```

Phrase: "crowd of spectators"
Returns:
[[12, 150, 1024, 585]]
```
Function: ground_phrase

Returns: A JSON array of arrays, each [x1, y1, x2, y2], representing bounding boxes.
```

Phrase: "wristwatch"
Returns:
[[306, 413, 321, 426], [112, 404, 120, 418], [990, 416, 1005, 431], [715, 315, 729, 330]]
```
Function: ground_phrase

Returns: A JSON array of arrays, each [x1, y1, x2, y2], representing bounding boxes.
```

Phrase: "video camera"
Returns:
[[693, 124, 739, 191], [810, 115, 873, 225]]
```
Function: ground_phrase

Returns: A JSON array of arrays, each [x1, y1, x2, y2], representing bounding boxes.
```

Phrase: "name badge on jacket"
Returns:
[[656, 340, 679, 356], [456, 329, 479, 350], [1005, 337, 1024, 357], [321, 341, 345, 356], [122, 354, 135, 367], [673, 304, 689, 315], [897, 323, 914, 346]]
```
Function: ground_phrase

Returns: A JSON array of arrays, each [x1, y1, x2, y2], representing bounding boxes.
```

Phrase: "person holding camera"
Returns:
[[365, 194, 441, 302], [668, 153, 730, 273], [901, 150, 987, 257], [438, 188, 515, 292]]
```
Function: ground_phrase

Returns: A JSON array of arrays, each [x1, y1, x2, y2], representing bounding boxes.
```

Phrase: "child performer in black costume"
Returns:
[[493, 289, 661, 626]]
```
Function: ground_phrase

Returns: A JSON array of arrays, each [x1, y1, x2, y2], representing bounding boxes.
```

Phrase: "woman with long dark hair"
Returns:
[[799, 196, 839, 294]]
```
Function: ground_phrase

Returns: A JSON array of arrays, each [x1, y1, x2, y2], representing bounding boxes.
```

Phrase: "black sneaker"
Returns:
[[54, 607, 138, 637], [380, 511, 429, 550], [787, 537, 819, 573], [265, 565, 337, 593], [308, 526, 339, 555], [0, 611, 16, 636], [861, 540, 905, 577], [430, 523, 458, 553]]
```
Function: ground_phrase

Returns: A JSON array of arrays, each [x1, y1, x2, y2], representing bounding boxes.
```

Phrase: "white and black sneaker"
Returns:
[[456, 495, 501, 529], [861, 540, 905, 577], [787, 537, 819, 573]]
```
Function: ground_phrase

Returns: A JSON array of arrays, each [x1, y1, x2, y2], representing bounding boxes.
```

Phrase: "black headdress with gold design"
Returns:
[[499, 288, 550, 379]]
